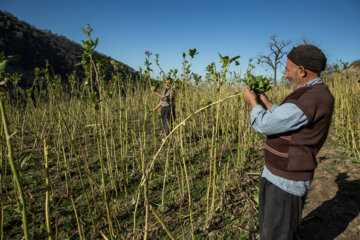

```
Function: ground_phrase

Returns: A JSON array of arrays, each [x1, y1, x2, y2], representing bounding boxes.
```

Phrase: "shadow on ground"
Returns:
[[299, 173, 360, 239]]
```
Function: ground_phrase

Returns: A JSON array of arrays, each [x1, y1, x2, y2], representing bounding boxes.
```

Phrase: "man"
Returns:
[[151, 78, 176, 136], [243, 45, 334, 240]]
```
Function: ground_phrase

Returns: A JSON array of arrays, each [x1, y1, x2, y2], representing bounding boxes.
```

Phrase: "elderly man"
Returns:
[[243, 45, 334, 240]]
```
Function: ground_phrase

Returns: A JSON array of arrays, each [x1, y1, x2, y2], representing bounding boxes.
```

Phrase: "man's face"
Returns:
[[285, 60, 302, 90], [165, 80, 171, 89]]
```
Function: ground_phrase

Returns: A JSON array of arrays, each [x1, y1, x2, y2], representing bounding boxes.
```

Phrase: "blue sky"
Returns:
[[1, 0, 360, 80]]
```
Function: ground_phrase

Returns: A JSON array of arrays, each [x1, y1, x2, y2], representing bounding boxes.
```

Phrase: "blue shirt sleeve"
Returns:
[[250, 103, 308, 135]]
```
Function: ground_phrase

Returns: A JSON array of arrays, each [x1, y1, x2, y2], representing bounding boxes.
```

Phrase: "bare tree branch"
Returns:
[[297, 37, 318, 46], [258, 34, 292, 87]]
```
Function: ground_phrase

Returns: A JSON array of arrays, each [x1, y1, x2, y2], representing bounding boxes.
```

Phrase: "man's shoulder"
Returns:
[[288, 84, 332, 100], [283, 84, 334, 113], [301, 84, 334, 103]]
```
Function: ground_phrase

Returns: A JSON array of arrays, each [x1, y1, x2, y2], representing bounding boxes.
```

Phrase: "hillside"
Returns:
[[349, 60, 360, 71], [0, 10, 137, 88]]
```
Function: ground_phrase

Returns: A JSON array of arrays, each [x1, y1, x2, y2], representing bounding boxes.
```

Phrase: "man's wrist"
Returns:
[[250, 99, 258, 108]]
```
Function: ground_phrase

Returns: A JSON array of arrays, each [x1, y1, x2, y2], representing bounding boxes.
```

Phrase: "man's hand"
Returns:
[[259, 93, 273, 110], [243, 87, 258, 108], [151, 86, 156, 91]]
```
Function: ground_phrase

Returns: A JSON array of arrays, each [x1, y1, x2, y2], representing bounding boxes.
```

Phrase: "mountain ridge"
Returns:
[[0, 10, 138, 88]]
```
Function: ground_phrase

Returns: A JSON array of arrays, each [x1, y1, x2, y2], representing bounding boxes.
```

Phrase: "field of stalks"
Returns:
[[1, 37, 360, 239]]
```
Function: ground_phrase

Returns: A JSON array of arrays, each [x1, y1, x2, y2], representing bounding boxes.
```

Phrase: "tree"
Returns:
[[297, 37, 318, 46], [258, 34, 292, 87]]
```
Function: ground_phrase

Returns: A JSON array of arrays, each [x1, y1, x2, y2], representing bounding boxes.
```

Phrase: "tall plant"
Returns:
[[0, 53, 29, 240]]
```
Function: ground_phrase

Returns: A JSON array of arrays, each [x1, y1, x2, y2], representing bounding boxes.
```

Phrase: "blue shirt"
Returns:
[[250, 78, 323, 196]]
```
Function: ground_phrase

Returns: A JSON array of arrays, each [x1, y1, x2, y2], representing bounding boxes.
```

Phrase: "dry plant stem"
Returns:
[[143, 171, 149, 240], [179, 201, 185, 240], [0, 98, 29, 240], [161, 143, 171, 206], [0, 145, 4, 240], [70, 196, 84, 240], [59, 123, 71, 195], [44, 139, 53, 240], [141, 92, 242, 186], [100, 230, 110, 240], [95, 116, 114, 239], [210, 102, 221, 218], [0, 127, 4, 240], [58, 116, 84, 240], [141, 109, 149, 240], [210, 143, 217, 216], [177, 151, 185, 199], [136, 92, 242, 236], [99, 93, 117, 199], [179, 132, 194, 240], [58, 107, 97, 235], [0, 193, 3, 240], [55, 217, 59, 240], [329, 73, 360, 162], [132, 187, 141, 240], [206, 126, 215, 228], [150, 204, 175, 240]]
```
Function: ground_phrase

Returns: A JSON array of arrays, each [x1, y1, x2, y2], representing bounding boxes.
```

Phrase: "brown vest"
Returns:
[[265, 84, 334, 181]]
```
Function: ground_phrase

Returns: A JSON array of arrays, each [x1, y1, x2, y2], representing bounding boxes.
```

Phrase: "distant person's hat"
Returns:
[[287, 45, 327, 71]]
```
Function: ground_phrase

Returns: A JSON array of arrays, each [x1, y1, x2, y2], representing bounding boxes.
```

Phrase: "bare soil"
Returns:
[[299, 135, 360, 240]]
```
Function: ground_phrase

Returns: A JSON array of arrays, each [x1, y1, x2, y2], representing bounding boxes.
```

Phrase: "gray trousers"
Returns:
[[258, 177, 305, 240], [160, 106, 174, 136]]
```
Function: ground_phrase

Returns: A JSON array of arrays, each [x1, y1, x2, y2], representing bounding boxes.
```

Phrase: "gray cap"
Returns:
[[287, 45, 327, 71]]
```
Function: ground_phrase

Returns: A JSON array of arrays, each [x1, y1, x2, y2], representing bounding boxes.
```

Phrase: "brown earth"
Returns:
[[299, 135, 360, 240]]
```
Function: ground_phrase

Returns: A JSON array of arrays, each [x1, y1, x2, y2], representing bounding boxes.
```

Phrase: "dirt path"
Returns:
[[299, 135, 360, 240]]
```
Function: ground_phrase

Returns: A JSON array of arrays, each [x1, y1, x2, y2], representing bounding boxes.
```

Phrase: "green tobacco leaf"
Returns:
[[14, 202, 23, 213], [81, 27, 89, 37], [7, 55, 20, 62], [189, 48, 198, 58], [230, 56, 240, 63], [244, 73, 271, 93], [0, 60, 7, 73], [74, 62, 84, 67], [253, 192, 259, 204], [0, 54, 20, 74], [20, 154, 31, 169], [199, 98, 205, 106]]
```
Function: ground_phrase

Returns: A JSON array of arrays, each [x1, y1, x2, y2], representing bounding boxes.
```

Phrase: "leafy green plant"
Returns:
[[243, 58, 272, 94], [75, 24, 99, 93], [180, 48, 198, 85], [0, 51, 20, 80]]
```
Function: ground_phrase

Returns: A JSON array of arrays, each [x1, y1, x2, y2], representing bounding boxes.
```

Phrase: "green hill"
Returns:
[[0, 10, 138, 88]]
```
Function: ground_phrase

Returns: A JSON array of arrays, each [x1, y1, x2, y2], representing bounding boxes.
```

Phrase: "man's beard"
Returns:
[[287, 73, 302, 90]]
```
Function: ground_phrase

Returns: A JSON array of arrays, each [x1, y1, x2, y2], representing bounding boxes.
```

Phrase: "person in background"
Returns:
[[151, 78, 176, 136], [243, 45, 334, 240]]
